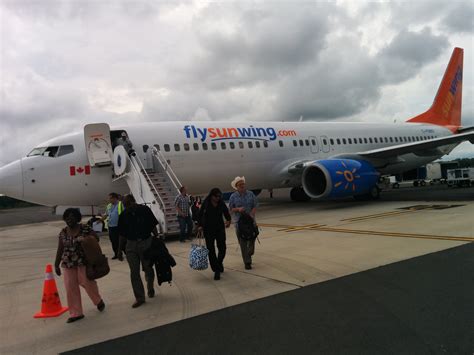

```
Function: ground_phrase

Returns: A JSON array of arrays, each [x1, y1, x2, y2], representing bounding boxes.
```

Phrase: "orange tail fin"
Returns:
[[407, 47, 463, 132]]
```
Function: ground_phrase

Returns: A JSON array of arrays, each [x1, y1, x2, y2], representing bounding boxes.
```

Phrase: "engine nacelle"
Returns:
[[302, 159, 379, 199]]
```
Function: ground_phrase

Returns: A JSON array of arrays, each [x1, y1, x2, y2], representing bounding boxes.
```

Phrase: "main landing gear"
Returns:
[[354, 186, 381, 201], [290, 187, 311, 202]]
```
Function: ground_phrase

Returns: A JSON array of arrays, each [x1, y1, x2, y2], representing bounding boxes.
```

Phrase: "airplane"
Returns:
[[0, 47, 473, 235]]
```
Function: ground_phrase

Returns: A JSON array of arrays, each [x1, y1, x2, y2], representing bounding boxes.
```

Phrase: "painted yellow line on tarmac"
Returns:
[[258, 223, 473, 242], [340, 210, 414, 222]]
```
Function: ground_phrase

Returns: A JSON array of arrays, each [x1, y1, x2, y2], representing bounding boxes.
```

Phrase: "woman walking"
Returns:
[[54, 208, 105, 323], [197, 188, 232, 280]]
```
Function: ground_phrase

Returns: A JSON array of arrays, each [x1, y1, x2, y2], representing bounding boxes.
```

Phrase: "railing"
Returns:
[[152, 147, 182, 193], [131, 155, 166, 210]]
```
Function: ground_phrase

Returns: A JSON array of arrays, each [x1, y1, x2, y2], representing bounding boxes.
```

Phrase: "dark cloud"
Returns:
[[442, 2, 474, 33], [190, 3, 333, 90], [378, 28, 448, 83]]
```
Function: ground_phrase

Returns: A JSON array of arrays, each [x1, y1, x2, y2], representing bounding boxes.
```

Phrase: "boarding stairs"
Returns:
[[112, 145, 182, 237]]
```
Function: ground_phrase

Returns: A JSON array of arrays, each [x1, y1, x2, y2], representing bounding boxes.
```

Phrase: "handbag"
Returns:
[[189, 230, 209, 270], [81, 235, 110, 280]]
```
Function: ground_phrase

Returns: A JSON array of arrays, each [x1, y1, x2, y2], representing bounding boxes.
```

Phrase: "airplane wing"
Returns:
[[333, 131, 474, 169]]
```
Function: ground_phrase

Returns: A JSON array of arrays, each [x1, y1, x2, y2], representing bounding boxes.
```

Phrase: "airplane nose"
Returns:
[[0, 159, 24, 200]]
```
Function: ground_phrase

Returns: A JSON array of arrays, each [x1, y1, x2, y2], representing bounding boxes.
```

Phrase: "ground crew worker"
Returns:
[[104, 192, 124, 259]]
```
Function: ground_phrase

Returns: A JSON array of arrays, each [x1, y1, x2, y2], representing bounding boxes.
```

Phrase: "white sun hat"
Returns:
[[231, 176, 246, 190]]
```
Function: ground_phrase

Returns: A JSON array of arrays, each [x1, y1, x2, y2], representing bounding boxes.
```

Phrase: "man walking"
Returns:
[[229, 176, 258, 270], [118, 194, 157, 308], [175, 186, 193, 242], [104, 193, 123, 259]]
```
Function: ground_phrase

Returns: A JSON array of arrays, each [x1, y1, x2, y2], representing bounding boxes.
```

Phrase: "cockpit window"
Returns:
[[27, 147, 47, 157], [27, 145, 74, 158], [57, 145, 74, 157]]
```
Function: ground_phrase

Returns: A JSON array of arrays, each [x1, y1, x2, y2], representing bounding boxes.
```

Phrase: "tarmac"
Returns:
[[0, 185, 473, 354]]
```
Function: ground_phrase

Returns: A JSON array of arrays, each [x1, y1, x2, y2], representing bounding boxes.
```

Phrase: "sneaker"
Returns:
[[66, 315, 84, 323], [245, 263, 252, 270], [97, 300, 105, 312], [111, 256, 118, 260], [148, 289, 155, 298], [214, 272, 221, 280], [132, 300, 145, 308]]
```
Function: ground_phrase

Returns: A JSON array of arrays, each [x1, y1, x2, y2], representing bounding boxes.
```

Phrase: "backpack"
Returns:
[[238, 213, 259, 241]]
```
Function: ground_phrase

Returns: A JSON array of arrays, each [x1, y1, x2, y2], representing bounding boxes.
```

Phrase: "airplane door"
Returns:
[[320, 135, 330, 153], [309, 136, 319, 154], [84, 123, 113, 166]]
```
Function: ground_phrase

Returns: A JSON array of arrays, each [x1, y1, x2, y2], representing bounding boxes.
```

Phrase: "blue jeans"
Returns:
[[177, 215, 193, 241]]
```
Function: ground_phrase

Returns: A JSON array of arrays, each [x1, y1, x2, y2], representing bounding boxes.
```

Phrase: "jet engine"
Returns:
[[302, 159, 379, 199]]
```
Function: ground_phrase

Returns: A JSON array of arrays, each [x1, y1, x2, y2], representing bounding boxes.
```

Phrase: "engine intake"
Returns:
[[302, 159, 379, 199]]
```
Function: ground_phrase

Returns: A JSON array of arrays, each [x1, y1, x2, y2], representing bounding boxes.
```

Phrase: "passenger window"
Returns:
[[394, 137, 398, 142], [374, 138, 378, 143], [389, 137, 393, 143], [348, 138, 352, 144], [174, 144, 180, 152], [299, 140, 304, 146], [293, 140, 297, 147], [193, 143, 199, 151], [330, 139, 334, 145], [154, 144, 160, 151], [359, 138, 363, 144], [255, 141, 261, 148], [336, 139, 341, 145], [230, 142, 235, 149], [342, 138, 347, 144], [211, 142, 217, 150], [239, 142, 244, 149], [164, 144, 170, 152], [322, 139, 327, 145], [369, 138, 373, 143], [263, 141, 268, 148], [364, 138, 368, 144], [184, 143, 190, 151], [202, 143, 208, 151], [353, 138, 357, 144], [221, 142, 226, 150], [279, 141, 284, 147], [305, 139, 309, 146], [312, 139, 317, 145], [248, 142, 253, 149], [57, 145, 74, 157]]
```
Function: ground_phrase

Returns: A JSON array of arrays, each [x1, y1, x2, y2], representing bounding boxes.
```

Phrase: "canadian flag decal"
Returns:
[[69, 165, 91, 176]]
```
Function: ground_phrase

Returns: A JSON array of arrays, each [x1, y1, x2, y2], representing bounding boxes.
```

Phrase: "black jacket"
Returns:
[[197, 198, 231, 231], [144, 238, 176, 285]]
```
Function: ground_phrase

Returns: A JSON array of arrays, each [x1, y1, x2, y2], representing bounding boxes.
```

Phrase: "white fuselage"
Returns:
[[0, 121, 455, 207]]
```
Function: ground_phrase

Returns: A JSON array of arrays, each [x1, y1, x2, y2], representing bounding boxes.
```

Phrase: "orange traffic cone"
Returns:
[[34, 264, 68, 318]]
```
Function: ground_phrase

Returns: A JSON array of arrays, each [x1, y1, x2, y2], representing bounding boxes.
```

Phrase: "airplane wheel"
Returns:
[[290, 187, 311, 202], [420, 180, 426, 186], [369, 186, 381, 199], [392, 183, 400, 189], [413, 181, 419, 187]]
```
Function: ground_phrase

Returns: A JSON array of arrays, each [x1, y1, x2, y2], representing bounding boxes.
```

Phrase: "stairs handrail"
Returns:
[[151, 147, 182, 192]]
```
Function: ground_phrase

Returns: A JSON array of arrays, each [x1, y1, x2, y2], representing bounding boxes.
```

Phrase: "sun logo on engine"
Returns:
[[334, 161, 360, 191]]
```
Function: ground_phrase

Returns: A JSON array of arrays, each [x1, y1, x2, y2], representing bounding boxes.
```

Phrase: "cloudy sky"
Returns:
[[1, 0, 473, 167]]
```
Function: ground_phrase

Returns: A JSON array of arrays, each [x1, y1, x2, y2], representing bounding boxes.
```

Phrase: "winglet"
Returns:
[[407, 47, 463, 133]]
